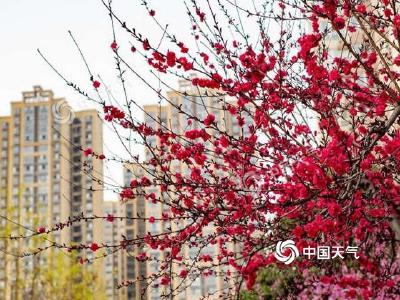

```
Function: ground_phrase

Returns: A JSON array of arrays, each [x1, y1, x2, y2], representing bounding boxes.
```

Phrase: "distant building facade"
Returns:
[[0, 86, 104, 299], [118, 79, 247, 299]]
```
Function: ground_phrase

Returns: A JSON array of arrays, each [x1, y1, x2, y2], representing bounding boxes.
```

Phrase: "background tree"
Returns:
[[38, 252, 105, 300]]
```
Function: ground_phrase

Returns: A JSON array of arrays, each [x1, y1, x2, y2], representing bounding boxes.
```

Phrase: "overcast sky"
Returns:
[[0, 0, 262, 200], [0, 0, 194, 200], [0, 0, 191, 110]]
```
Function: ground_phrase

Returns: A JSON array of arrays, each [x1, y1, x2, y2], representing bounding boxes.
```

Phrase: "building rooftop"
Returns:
[[22, 85, 54, 103]]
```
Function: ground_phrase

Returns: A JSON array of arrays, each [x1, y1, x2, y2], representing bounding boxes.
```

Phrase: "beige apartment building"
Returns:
[[103, 200, 120, 300], [0, 86, 104, 299], [116, 78, 248, 300], [164, 80, 247, 300], [117, 164, 148, 300]]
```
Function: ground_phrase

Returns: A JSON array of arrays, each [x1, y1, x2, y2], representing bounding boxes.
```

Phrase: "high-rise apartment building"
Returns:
[[118, 164, 148, 300], [0, 86, 104, 299], [69, 109, 104, 248], [103, 200, 120, 300], [118, 79, 247, 300], [163, 80, 243, 299], [0, 116, 12, 300], [69, 109, 105, 297]]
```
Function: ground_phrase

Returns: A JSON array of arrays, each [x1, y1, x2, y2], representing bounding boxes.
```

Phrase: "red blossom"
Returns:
[[179, 269, 188, 278], [177, 57, 193, 71], [136, 252, 148, 262], [37, 227, 46, 234], [356, 4, 367, 14], [219, 136, 230, 148], [120, 188, 134, 200], [92, 80, 101, 89], [213, 43, 224, 54], [160, 276, 170, 285], [196, 8, 206, 22], [83, 147, 93, 157], [143, 39, 150, 51], [104, 105, 125, 121], [110, 41, 118, 50], [90, 243, 99, 252], [140, 176, 151, 187], [166, 51, 176, 67], [297, 33, 321, 60], [394, 15, 400, 28], [394, 55, 400, 66], [106, 214, 115, 223], [368, 208, 386, 218], [384, 8, 392, 17], [178, 42, 189, 53], [203, 113, 215, 126], [328, 202, 342, 217], [200, 52, 209, 64]]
